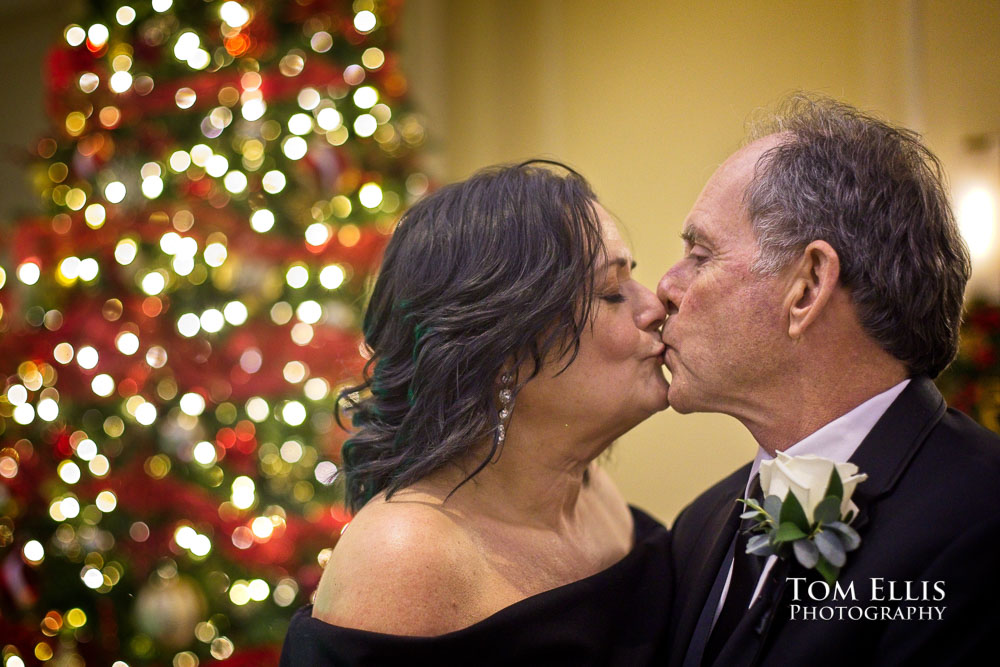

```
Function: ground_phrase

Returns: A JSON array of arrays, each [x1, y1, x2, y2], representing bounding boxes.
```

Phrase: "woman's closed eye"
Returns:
[[600, 292, 626, 303]]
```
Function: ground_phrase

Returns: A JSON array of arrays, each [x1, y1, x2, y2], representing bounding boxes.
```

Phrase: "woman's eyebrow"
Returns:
[[602, 257, 636, 271]]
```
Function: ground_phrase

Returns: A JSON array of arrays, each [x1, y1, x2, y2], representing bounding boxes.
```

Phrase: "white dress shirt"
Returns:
[[712, 378, 910, 624]]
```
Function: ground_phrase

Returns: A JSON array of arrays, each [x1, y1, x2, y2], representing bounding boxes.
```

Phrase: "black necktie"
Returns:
[[702, 474, 764, 664]]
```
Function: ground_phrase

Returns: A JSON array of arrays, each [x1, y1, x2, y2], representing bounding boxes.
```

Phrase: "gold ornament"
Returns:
[[134, 573, 206, 649]]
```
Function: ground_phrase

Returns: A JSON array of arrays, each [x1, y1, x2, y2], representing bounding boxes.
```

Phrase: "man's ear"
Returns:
[[784, 240, 841, 339]]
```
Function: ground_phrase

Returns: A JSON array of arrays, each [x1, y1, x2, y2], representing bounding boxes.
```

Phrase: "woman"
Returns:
[[280, 161, 672, 665]]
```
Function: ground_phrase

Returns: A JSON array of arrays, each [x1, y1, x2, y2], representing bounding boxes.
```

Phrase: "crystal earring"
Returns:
[[497, 372, 514, 444]]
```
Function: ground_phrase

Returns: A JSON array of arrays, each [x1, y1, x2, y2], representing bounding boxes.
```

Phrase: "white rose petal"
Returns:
[[759, 453, 866, 524]]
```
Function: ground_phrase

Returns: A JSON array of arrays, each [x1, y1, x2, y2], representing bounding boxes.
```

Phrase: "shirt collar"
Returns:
[[747, 378, 911, 489]]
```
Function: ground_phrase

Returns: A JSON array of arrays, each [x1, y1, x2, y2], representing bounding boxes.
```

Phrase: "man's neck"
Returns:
[[744, 367, 909, 456]]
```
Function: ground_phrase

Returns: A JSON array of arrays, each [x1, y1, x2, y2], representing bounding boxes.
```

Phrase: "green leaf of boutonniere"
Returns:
[[779, 489, 810, 533], [826, 521, 861, 551], [792, 538, 819, 568], [815, 558, 841, 586], [813, 496, 841, 525], [763, 494, 782, 519], [814, 530, 847, 567], [773, 522, 808, 544], [747, 533, 774, 556], [742, 497, 766, 513], [824, 467, 844, 502]]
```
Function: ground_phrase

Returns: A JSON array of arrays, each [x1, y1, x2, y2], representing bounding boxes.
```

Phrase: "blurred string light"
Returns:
[[223, 300, 248, 325], [359, 182, 383, 208], [353, 86, 378, 109], [105, 181, 126, 203], [231, 476, 255, 509], [65, 25, 86, 47], [87, 24, 109, 48], [250, 209, 275, 233], [354, 10, 377, 33], [24, 540, 45, 564], [193, 441, 217, 465], [319, 264, 345, 289], [220, 2, 251, 28], [18, 261, 41, 285], [116, 6, 136, 25], [110, 71, 133, 93], [362, 47, 385, 69], [353, 114, 377, 137], [115, 238, 138, 265], [262, 170, 286, 193], [285, 264, 308, 288]]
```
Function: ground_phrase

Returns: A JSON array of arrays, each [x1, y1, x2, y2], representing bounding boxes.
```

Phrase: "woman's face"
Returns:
[[514, 204, 669, 444]]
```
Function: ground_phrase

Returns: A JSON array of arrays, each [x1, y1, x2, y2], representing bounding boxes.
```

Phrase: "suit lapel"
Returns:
[[711, 557, 792, 667], [675, 465, 749, 665], [847, 376, 945, 531]]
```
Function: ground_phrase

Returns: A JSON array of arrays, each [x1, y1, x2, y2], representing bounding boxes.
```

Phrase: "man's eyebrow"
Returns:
[[680, 226, 709, 247]]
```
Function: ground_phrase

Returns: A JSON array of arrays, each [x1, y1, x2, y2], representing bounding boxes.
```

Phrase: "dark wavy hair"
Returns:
[[337, 160, 606, 512]]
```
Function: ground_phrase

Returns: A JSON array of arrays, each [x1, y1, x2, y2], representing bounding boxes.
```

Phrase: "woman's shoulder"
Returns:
[[311, 490, 488, 636]]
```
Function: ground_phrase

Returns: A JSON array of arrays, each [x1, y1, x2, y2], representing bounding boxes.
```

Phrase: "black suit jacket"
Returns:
[[667, 377, 1000, 667]]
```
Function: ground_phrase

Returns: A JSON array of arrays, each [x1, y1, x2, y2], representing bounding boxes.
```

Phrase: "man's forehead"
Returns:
[[713, 134, 785, 189], [682, 139, 782, 239]]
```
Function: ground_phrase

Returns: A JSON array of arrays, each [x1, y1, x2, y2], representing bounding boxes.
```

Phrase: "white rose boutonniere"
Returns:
[[741, 452, 868, 585]]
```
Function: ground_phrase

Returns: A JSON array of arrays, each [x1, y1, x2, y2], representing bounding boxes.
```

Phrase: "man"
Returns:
[[659, 95, 1000, 666]]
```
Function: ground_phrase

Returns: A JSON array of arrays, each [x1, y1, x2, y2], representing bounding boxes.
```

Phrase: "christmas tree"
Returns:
[[0, 0, 425, 664], [937, 300, 1000, 435]]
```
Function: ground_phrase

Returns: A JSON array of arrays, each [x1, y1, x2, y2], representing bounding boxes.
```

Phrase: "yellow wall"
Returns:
[[401, 0, 1000, 523]]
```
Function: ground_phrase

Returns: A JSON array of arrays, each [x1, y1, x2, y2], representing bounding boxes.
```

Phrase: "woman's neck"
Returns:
[[416, 423, 610, 532]]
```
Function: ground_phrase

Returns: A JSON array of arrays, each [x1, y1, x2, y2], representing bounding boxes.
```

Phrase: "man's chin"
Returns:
[[666, 386, 695, 414]]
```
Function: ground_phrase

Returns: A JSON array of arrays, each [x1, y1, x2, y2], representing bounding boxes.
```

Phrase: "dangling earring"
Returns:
[[497, 372, 514, 444]]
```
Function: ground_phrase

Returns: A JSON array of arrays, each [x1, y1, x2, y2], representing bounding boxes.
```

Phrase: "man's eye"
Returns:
[[687, 248, 710, 263], [600, 293, 626, 303]]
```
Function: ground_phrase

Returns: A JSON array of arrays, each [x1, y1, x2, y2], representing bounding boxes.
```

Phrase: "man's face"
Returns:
[[656, 139, 790, 416]]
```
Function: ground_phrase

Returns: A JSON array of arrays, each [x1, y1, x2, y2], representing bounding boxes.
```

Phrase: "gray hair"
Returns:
[[744, 94, 971, 378]]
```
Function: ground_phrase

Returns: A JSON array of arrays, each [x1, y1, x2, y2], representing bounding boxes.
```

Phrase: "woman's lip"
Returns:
[[649, 344, 666, 364]]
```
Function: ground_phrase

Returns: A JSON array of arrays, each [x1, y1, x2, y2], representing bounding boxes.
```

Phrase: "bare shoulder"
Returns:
[[311, 491, 486, 636]]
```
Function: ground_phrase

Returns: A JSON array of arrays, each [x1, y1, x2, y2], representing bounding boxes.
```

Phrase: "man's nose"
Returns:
[[634, 283, 667, 332], [657, 266, 683, 317]]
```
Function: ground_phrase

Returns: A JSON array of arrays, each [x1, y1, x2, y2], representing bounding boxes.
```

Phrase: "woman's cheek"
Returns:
[[596, 319, 639, 362]]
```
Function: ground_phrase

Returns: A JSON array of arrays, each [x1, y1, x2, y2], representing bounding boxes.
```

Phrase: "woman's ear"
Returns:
[[784, 240, 841, 339]]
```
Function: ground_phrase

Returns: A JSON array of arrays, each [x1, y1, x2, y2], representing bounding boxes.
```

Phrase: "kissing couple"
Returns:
[[281, 94, 1000, 666]]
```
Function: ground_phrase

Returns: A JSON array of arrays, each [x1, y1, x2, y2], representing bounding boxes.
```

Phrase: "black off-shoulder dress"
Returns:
[[279, 506, 672, 666]]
